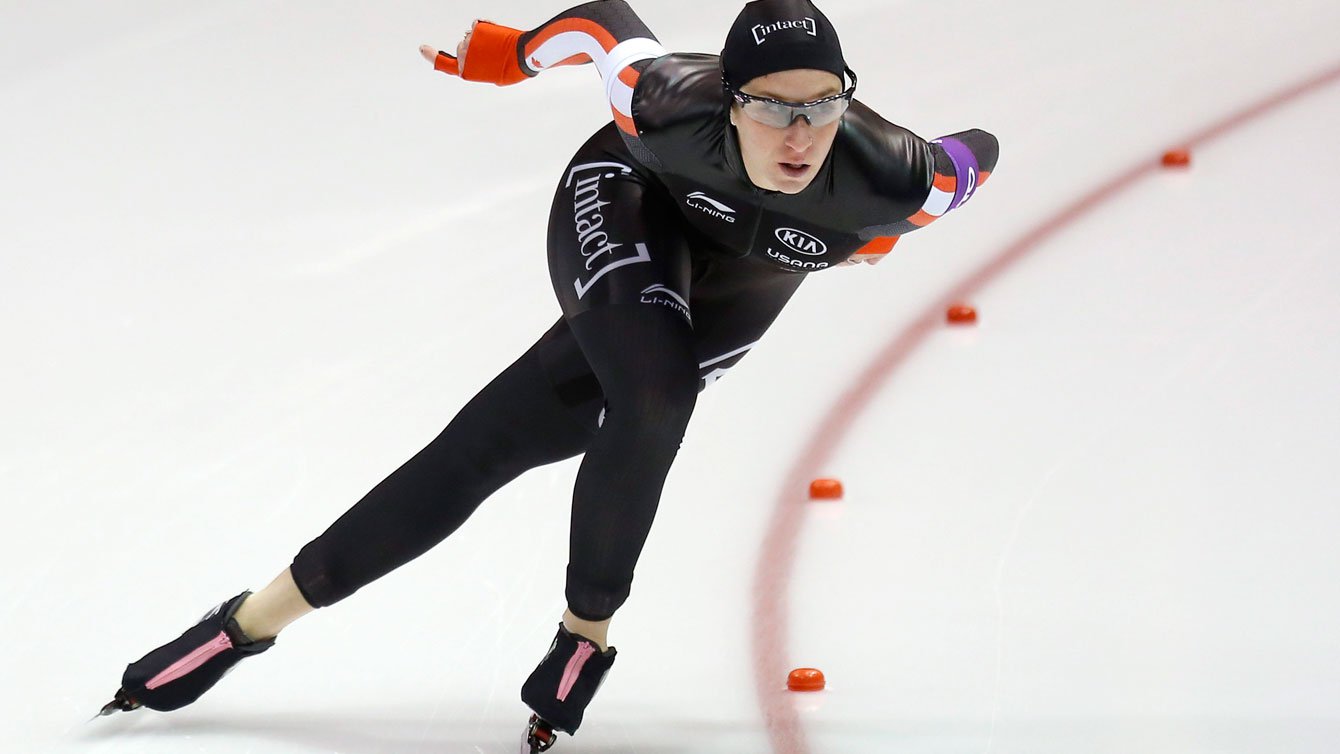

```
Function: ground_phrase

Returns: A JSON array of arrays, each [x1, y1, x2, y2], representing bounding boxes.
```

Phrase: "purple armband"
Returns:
[[933, 137, 979, 211]]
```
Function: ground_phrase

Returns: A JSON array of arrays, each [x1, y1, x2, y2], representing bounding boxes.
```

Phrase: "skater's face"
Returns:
[[730, 68, 845, 194]]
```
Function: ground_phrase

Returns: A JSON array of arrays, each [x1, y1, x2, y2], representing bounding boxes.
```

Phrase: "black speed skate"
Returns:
[[519, 623, 617, 752], [99, 591, 275, 716]]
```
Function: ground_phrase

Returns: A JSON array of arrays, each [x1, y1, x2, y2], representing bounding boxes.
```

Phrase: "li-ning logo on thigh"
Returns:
[[753, 17, 817, 45], [640, 283, 691, 322], [685, 191, 737, 223], [566, 161, 652, 300]]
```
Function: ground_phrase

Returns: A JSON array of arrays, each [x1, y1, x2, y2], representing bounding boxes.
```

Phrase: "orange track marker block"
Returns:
[[1162, 148, 1192, 168], [788, 667, 827, 692], [809, 478, 844, 500], [947, 304, 978, 325]]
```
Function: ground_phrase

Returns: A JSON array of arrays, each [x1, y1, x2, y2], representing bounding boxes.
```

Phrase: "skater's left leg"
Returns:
[[560, 609, 611, 651], [527, 128, 699, 739], [518, 305, 698, 740], [561, 305, 699, 625], [520, 255, 811, 739], [515, 319, 698, 746], [541, 127, 698, 635]]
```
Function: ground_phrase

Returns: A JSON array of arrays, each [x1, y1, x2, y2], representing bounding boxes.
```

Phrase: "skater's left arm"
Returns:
[[851, 128, 999, 265], [915, 128, 999, 226], [420, 1, 666, 140]]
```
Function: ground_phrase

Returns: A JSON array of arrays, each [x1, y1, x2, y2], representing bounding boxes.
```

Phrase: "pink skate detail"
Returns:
[[556, 641, 597, 702], [145, 631, 233, 690]]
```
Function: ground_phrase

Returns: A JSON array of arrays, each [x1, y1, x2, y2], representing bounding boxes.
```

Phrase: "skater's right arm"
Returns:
[[420, 1, 666, 140]]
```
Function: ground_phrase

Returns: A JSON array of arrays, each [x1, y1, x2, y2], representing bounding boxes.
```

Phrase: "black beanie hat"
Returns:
[[721, 0, 846, 89]]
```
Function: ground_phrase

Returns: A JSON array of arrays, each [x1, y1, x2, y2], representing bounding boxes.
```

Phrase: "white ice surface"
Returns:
[[2, 1, 1339, 753]]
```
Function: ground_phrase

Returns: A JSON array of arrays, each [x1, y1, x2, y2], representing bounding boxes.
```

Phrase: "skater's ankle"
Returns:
[[562, 609, 611, 652], [230, 568, 316, 641], [231, 595, 278, 642]]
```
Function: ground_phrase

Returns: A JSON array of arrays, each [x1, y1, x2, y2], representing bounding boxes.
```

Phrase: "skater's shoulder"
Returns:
[[631, 53, 729, 133], [832, 101, 936, 203]]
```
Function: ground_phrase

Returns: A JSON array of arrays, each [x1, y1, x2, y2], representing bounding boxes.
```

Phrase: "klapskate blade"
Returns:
[[521, 715, 556, 753], [93, 691, 141, 720]]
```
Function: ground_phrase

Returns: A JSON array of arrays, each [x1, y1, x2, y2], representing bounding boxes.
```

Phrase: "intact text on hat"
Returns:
[[752, 17, 818, 45]]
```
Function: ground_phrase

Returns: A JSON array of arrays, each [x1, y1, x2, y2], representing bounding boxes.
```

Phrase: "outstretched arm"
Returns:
[[908, 129, 999, 229], [421, 0, 666, 140], [851, 128, 999, 264]]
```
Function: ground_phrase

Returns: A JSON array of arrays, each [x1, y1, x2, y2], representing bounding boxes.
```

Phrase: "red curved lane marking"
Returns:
[[750, 59, 1340, 754]]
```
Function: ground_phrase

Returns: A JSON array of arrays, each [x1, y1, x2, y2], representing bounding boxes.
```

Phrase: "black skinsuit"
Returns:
[[291, 1, 999, 622]]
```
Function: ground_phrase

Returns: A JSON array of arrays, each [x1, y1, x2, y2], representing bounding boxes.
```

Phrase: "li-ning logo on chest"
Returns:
[[685, 191, 737, 223], [753, 18, 817, 45]]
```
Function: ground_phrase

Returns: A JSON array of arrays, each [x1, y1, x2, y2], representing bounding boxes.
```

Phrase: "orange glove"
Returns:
[[432, 21, 531, 87]]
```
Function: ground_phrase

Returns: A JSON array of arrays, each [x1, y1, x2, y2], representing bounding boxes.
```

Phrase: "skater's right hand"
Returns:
[[419, 19, 476, 77], [419, 19, 530, 86]]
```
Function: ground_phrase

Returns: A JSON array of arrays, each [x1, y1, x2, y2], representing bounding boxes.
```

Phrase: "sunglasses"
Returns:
[[724, 67, 858, 128]]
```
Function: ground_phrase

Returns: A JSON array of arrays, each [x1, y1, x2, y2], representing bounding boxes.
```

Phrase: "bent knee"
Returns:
[[604, 361, 698, 437]]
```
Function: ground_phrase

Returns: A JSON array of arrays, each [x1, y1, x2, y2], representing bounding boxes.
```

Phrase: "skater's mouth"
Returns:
[[779, 162, 811, 178]]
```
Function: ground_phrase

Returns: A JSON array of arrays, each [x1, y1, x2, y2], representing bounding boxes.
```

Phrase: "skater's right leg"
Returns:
[[228, 321, 606, 640], [108, 326, 604, 714], [289, 334, 599, 607], [231, 567, 312, 641]]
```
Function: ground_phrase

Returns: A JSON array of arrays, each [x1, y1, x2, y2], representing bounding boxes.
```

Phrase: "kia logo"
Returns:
[[774, 227, 827, 256]]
